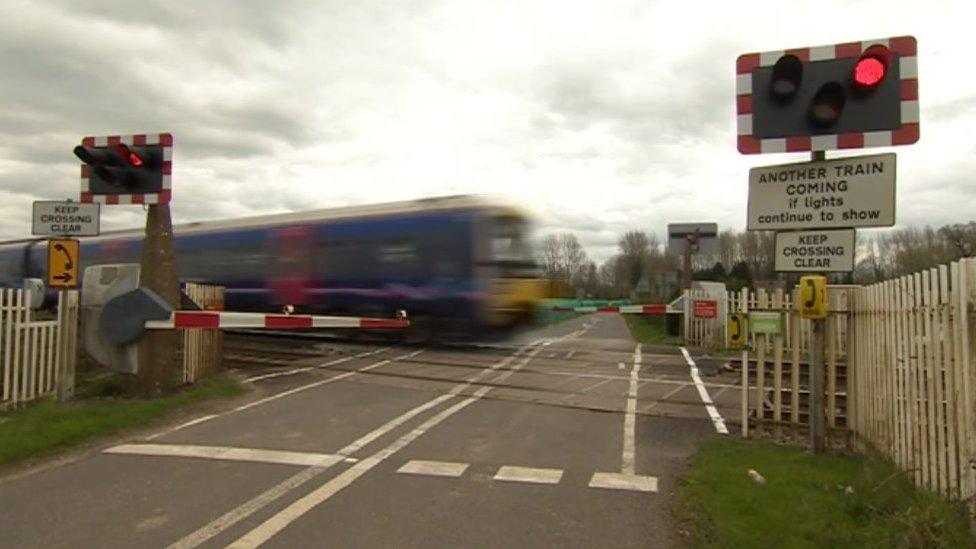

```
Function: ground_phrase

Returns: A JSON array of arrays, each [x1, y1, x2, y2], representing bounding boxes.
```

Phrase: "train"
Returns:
[[0, 195, 546, 337]]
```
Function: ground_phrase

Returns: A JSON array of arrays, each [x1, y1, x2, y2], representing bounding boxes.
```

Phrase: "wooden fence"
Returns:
[[849, 258, 976, 502], [1, 289, 80, 407], [731, 286, 851, 433], [182, 283, 225, 383]]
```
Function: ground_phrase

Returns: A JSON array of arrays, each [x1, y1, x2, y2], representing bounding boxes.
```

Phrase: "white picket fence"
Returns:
[[1, 289, 80, 406], [849, 258, 976, 502]]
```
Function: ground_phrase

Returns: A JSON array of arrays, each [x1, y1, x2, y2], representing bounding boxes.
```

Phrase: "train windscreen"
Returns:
[[490, 216, 536, 274]]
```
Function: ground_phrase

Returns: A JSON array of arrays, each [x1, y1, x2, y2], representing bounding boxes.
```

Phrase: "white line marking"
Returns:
[[622, 344, 641, 475], [579, 378, 613, 394], [397, 460, 469, 478], [642, 383, 689, 412], [105, 444, 347, 468], [588, 472, 658, 492], [565, 349, 576, 359], [618, 362, 625, 370], [244, 347, 389, 383], [144, 350, 416, 440], [680, 347, 729, 434], [226, 327, 594, 548], [147, 349, 416, 441], [494, 465, 563, 485]]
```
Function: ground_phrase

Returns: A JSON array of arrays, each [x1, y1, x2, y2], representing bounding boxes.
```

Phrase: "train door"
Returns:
[[268, 225, 313, 309]]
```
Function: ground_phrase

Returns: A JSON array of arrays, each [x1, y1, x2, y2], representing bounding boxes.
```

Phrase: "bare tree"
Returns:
[[538, 232, 588, 286]]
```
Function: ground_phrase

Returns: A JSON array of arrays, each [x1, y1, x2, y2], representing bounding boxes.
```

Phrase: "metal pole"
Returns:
[[809, 149, 826, 453]]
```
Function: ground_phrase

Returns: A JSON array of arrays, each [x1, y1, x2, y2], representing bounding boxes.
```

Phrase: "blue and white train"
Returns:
[[0, 195, 545, 336]]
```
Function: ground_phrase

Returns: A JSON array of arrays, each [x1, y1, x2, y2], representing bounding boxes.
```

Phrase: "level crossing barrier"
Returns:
[[550, 304, 670, 314]]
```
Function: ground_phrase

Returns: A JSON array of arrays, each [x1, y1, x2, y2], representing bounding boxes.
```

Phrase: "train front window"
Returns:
[[490, 216, 533, 265]]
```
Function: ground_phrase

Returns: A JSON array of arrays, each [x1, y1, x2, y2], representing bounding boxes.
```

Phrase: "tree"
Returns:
[[617, 231, 651, 290], [538, 232, 588, 286]]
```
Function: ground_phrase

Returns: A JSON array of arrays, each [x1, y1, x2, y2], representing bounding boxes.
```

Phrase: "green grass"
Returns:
[[674, 437, 975, 548], [624, 315, 683, 346], [0, 376, 246, 470]]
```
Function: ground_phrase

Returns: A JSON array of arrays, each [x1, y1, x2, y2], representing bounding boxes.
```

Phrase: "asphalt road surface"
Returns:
[[0, 315, 741, 548]]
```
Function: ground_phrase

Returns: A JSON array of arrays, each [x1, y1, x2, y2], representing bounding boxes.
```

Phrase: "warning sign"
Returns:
[[48, 239, 80, 289], [747, 153, 895, 230], [693, 300, 718, 319], [775, 229, 855, 272]]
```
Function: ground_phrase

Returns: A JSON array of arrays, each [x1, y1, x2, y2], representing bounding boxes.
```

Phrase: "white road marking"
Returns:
[[173, 336, 563, 549], [144, 347, 410, 440], [147, 349, 417, 442], [397, 460, 469, 478], [641, 383, 688, 412], [565, 349, 576, 359], [680, 347, 729, 434], [618, 362, 625, 370], [544, 369, 736, 388], [104, 444, 348, 468], [494, 465, 563, 485], [579, 378, 614, 394], [588, 472, 658, 492], [227, 327, 594, 548], [622, 344, 641, 475], [244, 347, 389, 383]]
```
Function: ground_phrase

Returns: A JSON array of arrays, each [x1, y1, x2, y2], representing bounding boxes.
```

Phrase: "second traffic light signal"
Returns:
[[736, 36, 918, 154], [75, 133, 173, 205]]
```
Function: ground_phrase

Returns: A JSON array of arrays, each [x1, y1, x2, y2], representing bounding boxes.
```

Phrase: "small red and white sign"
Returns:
[[693, 300, 718, 319]]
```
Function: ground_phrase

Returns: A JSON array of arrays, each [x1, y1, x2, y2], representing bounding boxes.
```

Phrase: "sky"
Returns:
[[0, 0, 972, 263]]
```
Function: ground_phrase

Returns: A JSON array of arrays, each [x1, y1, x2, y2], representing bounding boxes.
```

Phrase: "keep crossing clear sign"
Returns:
[[32, 201, 100, 237]]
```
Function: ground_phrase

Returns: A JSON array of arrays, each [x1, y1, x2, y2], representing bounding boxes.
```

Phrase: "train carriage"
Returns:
[[0, 195, 544, 338]]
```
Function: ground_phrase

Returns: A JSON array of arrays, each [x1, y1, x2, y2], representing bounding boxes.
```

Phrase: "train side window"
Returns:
[[378, 240, 418, 275]]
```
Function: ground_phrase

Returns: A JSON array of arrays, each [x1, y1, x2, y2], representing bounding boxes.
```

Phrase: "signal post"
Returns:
[[73, 133, 177, 396], [736, 36, 919, 453]]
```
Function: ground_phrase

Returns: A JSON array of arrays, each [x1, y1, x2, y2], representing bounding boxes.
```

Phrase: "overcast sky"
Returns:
[[0, 0, 971, 262]]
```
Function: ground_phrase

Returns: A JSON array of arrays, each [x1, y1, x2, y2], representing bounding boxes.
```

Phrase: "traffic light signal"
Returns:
[[736, 36, 918, 154], [76, 134, 173, 204]]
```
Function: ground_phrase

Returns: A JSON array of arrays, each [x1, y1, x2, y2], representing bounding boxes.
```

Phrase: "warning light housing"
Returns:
[[736, 36, 919, 154], [74, 135, 170, 201]]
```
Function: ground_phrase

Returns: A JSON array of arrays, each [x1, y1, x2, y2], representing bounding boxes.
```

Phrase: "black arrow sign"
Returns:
[[53, 243, 73, 270]]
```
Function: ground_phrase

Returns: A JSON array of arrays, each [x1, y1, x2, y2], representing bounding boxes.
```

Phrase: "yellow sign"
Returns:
[[48, 239, 80, 289], [728, 313, 747, 349], [799, 275, 827, 319]]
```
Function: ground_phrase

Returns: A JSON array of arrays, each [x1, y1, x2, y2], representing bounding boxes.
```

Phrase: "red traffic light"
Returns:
[[115, 144, 145, 167], [852, 44, 891, 90]]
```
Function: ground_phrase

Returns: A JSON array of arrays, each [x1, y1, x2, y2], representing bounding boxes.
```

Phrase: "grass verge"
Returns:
[[624, 315, 683, 347], [674, 436, 975, 548], [0, 375, 246, 471]]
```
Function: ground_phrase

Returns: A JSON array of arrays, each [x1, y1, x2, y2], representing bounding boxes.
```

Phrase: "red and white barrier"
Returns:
[[552, 304, 670, 315], [146, 311, 409, 330]]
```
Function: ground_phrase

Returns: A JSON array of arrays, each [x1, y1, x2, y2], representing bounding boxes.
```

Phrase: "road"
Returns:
[[0, 315, 741, 548]]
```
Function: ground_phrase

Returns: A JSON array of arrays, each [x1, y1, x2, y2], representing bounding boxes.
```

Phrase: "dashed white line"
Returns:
[[588, 472, 658, 492], [104, 444, 348, 468], [680, 347, 729, 434], [397, 460, 469, 478], [494, 465, 563, 485]]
